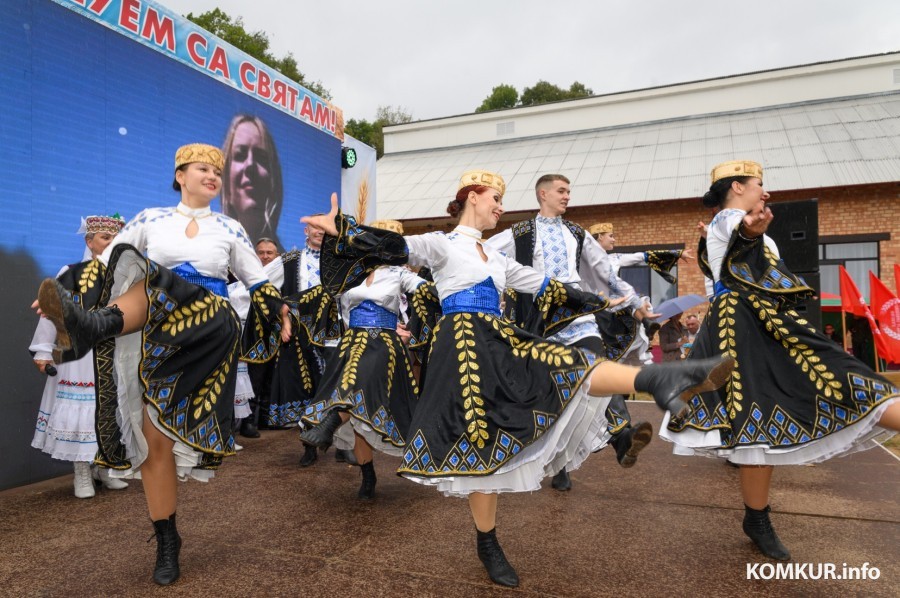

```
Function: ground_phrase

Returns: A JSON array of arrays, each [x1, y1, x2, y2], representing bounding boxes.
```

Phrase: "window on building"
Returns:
[[619, 264, 678, 307], [818, 238, 881, 299]]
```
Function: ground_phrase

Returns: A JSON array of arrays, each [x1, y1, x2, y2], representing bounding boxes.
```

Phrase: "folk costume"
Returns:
[[661, 161, 898, 463], [30, 215, 128, 497], [588, 221, 682, 366], [87, 145, 286, 481], [300, 265, 426, 455], [487, 211, 650, 470], [253, 244, 335, 428], [318, 172, 618, 498]]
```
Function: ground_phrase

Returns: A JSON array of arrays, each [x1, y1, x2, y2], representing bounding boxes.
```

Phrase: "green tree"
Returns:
[[517, 80, 593, 107], [476, 84, 519, 113], [346, 106, 414, 158], [185, 9, 330, 99]]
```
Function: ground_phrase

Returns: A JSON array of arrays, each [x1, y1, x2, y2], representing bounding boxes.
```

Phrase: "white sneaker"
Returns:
[[235, 443, 244, 451], [92, 466, 129, 490], [73, 462, 95, 499]]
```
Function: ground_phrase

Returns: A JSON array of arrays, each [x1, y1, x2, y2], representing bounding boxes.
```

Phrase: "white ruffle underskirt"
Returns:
[[659, 397, 898, 466], [402, 385, 611, 498]]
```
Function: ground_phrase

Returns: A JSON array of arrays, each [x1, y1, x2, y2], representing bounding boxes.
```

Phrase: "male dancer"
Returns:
[[486, 174, 654, 491]]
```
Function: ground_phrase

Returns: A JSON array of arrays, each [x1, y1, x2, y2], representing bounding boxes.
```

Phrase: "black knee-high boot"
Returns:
[[38, 279, 124, 362], [358, 461, 377, 500], [634, 355, 735, 415], [476, 528, 519, 587], [298, 409, 344, 450], [743, 505, 791, 561], [151, 513, 182, 585]]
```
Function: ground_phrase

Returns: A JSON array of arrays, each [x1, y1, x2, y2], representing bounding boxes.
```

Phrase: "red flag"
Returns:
[[894, 263, 900, 295], [838, 266, 868, 317], [868, 272, 900, 364]]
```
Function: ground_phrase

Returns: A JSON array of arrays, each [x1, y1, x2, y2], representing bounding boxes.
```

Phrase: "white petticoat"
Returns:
[[658, 398, 898, 466], [401, 387, 611, 498]]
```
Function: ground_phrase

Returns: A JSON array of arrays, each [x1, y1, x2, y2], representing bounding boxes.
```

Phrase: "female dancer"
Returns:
[[301, 170, 735, 588], [299, 219, 428, 499], [661, 160, 899, 560], [35, 144, 289, 585], [30, 214, 128, 498]]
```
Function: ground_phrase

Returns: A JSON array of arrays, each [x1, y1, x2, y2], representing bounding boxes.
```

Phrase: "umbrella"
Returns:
[[654, 294, 707, 322]]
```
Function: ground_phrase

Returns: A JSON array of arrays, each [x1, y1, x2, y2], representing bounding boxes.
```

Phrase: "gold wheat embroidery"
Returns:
[[78, 260, 103, 293], [193, 359, 230, 419], [379, 331, 398, 396], [161, 295, 221, 336], [751, 294, 842, 399], [454, 314, 488, 448], [341, 330, 368, 391], [716, 293, 743, 418]]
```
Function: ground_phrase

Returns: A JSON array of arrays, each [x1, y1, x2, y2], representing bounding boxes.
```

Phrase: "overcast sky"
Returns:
[[161, 0, 900, 122]]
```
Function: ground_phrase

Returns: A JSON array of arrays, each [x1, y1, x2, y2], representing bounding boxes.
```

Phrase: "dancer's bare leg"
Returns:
[[469, 492, 498, 532], [353, 432, 373, 465], [141, 408, 177, 520], [740, 465, 773, 510], [588, 361, 638, 396], [112, 282, 150, 335], [877, 402, 900, 431]]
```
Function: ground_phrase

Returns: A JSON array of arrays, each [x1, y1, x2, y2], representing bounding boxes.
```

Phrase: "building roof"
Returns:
[[376, 92, 900, 221]]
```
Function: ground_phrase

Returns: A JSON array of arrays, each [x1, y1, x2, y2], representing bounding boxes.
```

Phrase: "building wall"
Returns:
[[401, 182, 899, 319]]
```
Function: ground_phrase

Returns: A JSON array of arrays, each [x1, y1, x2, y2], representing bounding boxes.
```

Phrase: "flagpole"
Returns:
[[842, 310, 849, 353]]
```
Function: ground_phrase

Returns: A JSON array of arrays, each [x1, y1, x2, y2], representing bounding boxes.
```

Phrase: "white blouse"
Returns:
[[340, 266, 425, 322], [487, 223, 641, 312], [707, 208, 779, 283], [101, 203, 267, 288], [405, 226, 546, 300]]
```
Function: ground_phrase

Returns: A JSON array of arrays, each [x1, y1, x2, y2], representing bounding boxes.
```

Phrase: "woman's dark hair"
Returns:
[[701, 176, 752, 208], [447, 184, 489, 218], [172, 164, 188, 192]]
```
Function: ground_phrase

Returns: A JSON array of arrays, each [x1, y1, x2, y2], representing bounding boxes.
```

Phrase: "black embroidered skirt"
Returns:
[[661, 291, 898, 465], [93, 245, 241, 477], [397, 312, 609, 496], [301, 327, 419, 456]]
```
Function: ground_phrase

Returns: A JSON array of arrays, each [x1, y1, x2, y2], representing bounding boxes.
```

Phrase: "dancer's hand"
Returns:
[[280, 304, 292, 343], [741, 204, 773, 238], [606, 295, 628, 308], [679, 249, 694, 262], [31, 299, 46, 317], [300, 193, 340, 237], [34, 359, 53, 373], [697, 221, 708, 239], [396, 322, 411, 345]]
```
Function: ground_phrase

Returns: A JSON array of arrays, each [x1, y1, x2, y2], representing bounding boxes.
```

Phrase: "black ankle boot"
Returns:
[[38, 279, 124, 362], [298, 443, 318, 468], [476, 528, 519, 588], [743, 505, 791, 561], [358, 461, 376, 500], [634, 355, 735, 416], [150, 513, 182, 585], [551, 468, 571, 491], [298, 409, 344, 450], [611, 421, 653, 468]]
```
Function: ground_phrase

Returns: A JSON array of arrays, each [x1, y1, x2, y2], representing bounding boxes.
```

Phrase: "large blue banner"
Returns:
[[0, 0, 343, 489], [1, 0, 342, 276]]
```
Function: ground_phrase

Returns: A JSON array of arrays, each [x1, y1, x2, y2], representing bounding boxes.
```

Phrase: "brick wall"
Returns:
[[401, 182, 900, 310]]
